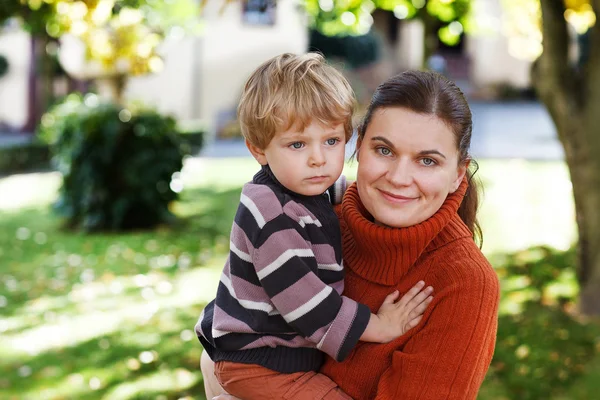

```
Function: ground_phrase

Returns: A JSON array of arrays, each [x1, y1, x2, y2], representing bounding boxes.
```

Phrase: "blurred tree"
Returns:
[[502, 0, 600, 315], [6, 0, 200, 104], [304, 0, 471, 66]]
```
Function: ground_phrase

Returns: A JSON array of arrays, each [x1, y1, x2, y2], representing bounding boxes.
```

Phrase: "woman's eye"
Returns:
[[421, 157, 436, 166], [326, 138, 339, 146], [290, 142, 304, 149], [377, 147, 392, 156]]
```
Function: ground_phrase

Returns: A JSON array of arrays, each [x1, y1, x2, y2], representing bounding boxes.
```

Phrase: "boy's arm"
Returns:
[[252, 216, 370, 362], [327, 175, 347, 205]]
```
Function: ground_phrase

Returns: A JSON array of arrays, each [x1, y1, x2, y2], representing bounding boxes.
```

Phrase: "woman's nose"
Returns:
[[387, 159, 413, 186]]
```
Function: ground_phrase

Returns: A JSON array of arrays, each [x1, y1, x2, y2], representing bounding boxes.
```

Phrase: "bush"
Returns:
[[491, 246, 598, 399], [0, 141, 50, 175], [39, 94, 186, 231]]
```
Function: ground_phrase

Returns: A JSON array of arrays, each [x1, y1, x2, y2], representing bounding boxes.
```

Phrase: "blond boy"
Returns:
[[195, 53, 433, 400]]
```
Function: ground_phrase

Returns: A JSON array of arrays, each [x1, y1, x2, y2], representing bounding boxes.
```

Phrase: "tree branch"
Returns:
[[535, 0, 575, 120]]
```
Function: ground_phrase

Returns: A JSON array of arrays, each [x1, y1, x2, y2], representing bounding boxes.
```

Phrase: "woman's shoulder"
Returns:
[[426, 238, 499, 291]]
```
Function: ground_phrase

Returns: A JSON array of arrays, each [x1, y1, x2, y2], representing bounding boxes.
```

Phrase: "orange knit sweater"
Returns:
[[320, 180, 500, 400]]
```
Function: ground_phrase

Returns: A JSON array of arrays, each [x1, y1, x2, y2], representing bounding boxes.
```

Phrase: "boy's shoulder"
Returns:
[[239, 182, 320, 229]]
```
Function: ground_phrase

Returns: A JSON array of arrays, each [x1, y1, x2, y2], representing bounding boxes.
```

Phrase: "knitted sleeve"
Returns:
[[252, 213, 371, 362], [327, 175, 348, 205], [374, 262, 499, 400]]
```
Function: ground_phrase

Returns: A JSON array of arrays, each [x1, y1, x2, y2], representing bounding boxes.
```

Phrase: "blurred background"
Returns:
[[1, 0, 599, 399]]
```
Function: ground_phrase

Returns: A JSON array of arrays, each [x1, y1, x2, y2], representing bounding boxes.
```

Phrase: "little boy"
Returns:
[[195, 53, 433, 399]]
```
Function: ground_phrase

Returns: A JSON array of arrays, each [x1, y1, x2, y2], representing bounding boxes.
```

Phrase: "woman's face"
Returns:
[[356, 107, 467, 228]]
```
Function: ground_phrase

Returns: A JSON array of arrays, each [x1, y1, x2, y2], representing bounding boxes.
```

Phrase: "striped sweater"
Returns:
[[196, 166, 371, 373]]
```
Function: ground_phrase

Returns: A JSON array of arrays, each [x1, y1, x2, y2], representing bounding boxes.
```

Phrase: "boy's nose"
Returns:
[[309, 148, 326, 166]]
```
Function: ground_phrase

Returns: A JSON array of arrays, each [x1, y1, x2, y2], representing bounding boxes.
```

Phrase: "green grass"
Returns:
[[0, 157, 593, 399]]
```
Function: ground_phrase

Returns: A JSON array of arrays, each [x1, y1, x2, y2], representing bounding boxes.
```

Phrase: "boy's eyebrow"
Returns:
[[371, 136, 446, 159]]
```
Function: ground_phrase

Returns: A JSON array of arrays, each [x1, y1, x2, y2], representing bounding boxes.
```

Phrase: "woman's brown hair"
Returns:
[[358, 70, 482, 245]]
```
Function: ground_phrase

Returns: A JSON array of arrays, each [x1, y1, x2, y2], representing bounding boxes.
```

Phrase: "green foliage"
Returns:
[[38, 94, 186, 232], [491, 246, 598, 399], [309, 29, 381, 69], [0, 141, 50, 175], [304, 0, 471, 47], [0, 1, 54, 35]]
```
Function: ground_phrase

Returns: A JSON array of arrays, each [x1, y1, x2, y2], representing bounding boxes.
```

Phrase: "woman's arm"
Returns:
[[374, 266, 499, 400]]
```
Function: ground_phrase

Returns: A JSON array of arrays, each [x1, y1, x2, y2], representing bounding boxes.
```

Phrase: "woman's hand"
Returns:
[[212, 395, 241, 400], [361, 281, 433, 343]]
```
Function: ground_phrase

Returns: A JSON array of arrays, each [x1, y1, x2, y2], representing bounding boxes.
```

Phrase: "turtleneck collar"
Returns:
[[339, 178, 473, 286]]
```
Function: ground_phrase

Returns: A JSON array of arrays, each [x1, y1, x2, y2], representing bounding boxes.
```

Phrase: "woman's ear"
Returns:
[[246, 140, 268, 165], [451, 159, 470, 193]]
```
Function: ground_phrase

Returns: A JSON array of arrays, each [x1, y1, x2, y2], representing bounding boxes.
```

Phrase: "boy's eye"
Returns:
[[290, 142, 304, 149], [326, 138, 339, 146]]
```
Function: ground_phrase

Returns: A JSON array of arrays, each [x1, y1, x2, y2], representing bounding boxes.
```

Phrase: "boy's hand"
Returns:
[[375, 281, 433, 343]]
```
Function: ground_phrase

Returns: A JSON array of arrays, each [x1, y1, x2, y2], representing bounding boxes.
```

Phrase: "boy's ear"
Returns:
[[246, 140, 268, 165]]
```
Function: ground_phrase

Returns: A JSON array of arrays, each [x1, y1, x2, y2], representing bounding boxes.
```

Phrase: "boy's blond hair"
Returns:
[[238, 53, 356, 149]]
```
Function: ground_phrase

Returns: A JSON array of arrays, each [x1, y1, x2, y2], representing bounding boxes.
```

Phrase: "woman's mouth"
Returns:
[[378, 189, 417, 204]]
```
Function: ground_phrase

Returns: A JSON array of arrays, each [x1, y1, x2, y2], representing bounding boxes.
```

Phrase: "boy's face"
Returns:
[[247, 120, 346, 196]]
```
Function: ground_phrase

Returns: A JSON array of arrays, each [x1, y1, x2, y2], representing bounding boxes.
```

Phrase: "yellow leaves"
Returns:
[[47, 0, 165, 76], [501, 0, 543, 60], [565, 2, 596, 33], [501, 0, 596, 60]]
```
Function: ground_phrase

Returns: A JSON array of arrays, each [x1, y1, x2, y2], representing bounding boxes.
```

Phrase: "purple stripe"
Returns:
[[231, 222, 254, 255], [230, 273, 272, 304], [283, 200, 319, 225], [312, 243, 338, 265], [240, 335, 315, 350], [244, 184, 282, 224], [307, 324, 329, 343], [317, 297, 358, 359], [330, 279, 344, 295], [213, 304, 257, 334], [254, 229, 312, 272], [271, 273, 330, 316]]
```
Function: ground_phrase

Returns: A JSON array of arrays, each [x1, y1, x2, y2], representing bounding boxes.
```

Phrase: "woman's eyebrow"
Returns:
[[370, 136, 395, 148], [419, 150, 447, 159], [371, 136, 447, 159]]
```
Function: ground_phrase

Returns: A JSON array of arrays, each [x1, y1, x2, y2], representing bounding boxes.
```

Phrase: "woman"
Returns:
[[204, 70, 499, 399]]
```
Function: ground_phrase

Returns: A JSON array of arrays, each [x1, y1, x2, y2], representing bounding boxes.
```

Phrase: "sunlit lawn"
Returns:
[[0, 156, 593, 400]]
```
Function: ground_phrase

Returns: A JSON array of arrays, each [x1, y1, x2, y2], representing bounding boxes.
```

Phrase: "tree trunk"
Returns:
[[535, 0, 600, 315], [421, 12, 438, 69], [95, 74, 127, 104], [23, 35, 52, 133]]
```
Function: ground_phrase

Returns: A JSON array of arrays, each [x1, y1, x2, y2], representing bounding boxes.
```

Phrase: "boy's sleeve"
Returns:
[[327, 175, 347, 205], [251, 215, 371, 362]]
